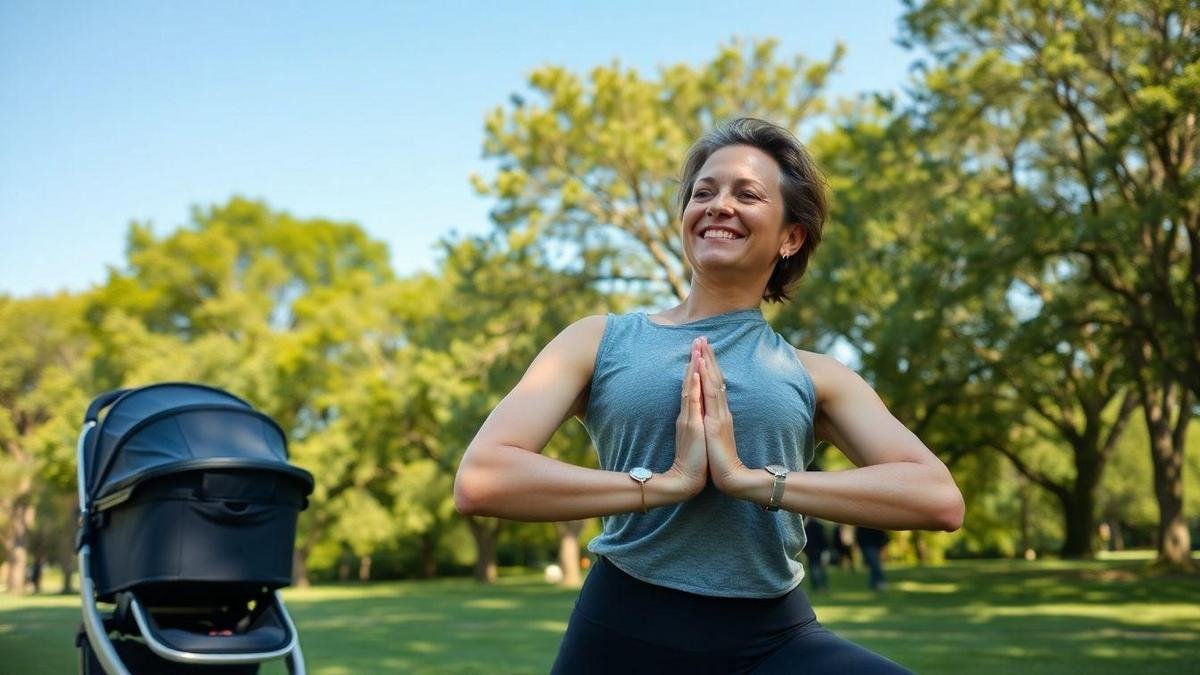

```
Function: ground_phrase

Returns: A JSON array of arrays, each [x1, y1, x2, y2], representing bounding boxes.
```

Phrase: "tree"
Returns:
[[397, 226, 608, 583], [0, 293, 90, 594], [901, 0, 1199, 566], [791, 102, 1139, 558], [475, 38, 844, 301], [88, 197, 400, 584]]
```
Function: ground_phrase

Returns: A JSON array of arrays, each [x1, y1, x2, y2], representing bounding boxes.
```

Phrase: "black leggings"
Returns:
[[551, 556, 913, 674]]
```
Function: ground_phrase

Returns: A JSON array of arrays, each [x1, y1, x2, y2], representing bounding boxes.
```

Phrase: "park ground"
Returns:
[[2, 552, 1197, 674]]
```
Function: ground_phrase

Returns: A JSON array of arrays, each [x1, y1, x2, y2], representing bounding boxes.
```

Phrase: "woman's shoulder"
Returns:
[[790, 348, 857, 406], [559, 314, 609, 350], [547, 315, 610, 421]]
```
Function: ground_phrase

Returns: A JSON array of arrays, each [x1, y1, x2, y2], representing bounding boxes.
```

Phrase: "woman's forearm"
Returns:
[[728, 461, 964, 531], [454, 444, 694, 522]]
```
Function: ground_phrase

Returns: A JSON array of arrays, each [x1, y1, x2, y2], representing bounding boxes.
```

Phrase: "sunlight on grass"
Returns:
[[1095, 550, 1200, 562], [972, 604, 1200, 625], [301, 612, 449, 628], [810, 605, 889, 623], [464, 598, 520, 609], [893, 581, 959, 593]]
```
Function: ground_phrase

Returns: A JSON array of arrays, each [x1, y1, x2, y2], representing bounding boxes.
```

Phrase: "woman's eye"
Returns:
[[692, 190, 711, 199], [740, 191, 760, 200]]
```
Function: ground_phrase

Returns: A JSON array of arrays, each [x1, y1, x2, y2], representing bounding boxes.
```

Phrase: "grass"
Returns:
[[2, 554, 1197, 673]]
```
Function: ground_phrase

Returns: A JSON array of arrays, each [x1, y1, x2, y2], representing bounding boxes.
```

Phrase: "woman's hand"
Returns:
[[666, 338, 709, 499], [697, 336, 750, 493]]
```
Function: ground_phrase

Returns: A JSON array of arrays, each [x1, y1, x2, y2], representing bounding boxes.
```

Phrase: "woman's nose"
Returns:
[[705, 192, 734, 217]]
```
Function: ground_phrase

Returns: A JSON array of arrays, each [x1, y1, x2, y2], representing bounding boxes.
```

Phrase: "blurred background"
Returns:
[[2, 1, 1198, 673]]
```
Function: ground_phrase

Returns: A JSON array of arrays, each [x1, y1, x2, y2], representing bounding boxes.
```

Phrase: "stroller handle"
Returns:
[[85, 389, 131, 424]]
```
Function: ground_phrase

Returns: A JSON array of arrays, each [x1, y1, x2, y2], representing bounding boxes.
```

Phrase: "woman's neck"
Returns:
[[660, 276, 764, 324]]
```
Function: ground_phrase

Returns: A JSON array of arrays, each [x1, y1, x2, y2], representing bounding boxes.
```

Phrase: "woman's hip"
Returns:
[[571, 555, 818, 652]]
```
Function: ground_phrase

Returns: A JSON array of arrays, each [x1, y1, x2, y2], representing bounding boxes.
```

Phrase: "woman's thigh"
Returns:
[[749, 626, 913, 675], [551, 608, 728, 675]]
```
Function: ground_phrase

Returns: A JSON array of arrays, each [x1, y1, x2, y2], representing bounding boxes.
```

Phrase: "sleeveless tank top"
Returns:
[[583, 307, 818, 598]]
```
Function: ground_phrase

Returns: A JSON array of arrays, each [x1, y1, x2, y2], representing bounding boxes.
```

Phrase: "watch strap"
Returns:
[[766, 473, 785, 511], [763, 465, 788, 512], [629, 468, 651, 514]]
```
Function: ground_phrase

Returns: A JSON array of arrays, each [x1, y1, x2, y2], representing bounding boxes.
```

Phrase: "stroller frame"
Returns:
[[76, 388, 307, 675]]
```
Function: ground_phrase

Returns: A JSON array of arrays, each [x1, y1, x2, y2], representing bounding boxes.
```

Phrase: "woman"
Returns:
[[454, 118, 964, 673]]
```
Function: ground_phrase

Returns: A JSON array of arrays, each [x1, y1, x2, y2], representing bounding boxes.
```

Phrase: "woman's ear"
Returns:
[[782, 223, 806, 258]]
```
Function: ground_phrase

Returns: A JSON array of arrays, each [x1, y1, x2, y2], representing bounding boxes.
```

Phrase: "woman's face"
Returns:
[[682, 144, 802, 280]]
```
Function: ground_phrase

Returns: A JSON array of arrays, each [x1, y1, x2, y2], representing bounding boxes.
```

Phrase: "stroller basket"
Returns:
[[76, 383, 314, 674]]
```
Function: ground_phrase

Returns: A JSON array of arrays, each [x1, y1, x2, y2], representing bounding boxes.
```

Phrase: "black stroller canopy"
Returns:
[[86, 383, 313, 504]]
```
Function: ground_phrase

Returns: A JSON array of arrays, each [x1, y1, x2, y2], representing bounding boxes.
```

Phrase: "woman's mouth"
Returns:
[[698, 227, 745, 241]]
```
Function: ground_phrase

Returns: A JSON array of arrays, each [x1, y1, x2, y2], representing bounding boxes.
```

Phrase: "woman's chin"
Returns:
[[692, 254, 754, 275]]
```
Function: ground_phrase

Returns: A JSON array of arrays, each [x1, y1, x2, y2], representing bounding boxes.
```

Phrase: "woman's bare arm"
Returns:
[[728, 350, 965, 531], [453, 315, 697, 522]]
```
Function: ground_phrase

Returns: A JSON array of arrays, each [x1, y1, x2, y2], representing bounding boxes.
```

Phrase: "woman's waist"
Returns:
[[573, 556, 816, 650]]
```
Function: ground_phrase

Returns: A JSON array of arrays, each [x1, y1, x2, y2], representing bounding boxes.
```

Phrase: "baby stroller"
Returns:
[[75, 383, 315, 674]]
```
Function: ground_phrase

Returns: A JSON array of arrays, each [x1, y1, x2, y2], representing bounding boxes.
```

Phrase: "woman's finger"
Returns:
[[685, 345, 700, 423], [699, 355, 719, 408], [702, 337, 726, 387], [702, 338, 728, 403], [684, 340, 704, 419], [701, 338, 729, 415], [681, 341, 695, 400]]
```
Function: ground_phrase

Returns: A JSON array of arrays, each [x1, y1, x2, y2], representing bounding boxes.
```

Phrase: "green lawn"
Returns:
[[2, 554, 1197, 673]]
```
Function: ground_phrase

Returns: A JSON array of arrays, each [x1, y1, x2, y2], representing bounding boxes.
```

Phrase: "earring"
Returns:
[[781, 252, 791, 261]]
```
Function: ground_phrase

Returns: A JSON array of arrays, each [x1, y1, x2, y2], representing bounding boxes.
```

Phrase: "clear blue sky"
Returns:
[[1, 1, 919, 297]]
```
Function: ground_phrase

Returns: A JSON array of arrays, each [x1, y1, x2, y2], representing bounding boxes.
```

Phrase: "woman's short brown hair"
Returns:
[[676, 117, 828, 303]]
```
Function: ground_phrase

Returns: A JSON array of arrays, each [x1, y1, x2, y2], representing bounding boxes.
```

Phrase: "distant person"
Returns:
[[832, 523, 856, 571], [856, 526, 891, 591], [456, 118, 963, 674], [803, 517, 830, 591]]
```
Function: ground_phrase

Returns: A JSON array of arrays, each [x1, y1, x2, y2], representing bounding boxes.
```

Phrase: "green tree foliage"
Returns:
[[86, 198, 400, 584], [0, 293, 90, 594], [395, 226, 609, 582], [474, 39, 844, 300], [900, 0, 1199, 566]]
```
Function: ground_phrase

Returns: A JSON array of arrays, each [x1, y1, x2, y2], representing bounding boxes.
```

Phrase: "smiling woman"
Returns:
[[454, 118, 962, 674], [677, 118, 827, 305]]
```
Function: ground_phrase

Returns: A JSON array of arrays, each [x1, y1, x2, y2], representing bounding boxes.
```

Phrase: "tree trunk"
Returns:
[[1019, 475, 1032, 557], [554, 520, 587, 587], [1142, 383, 1194, 568], [59, 557, 75, 595], [1058, 450, 1104, 559], [30, 557, 43, 594], [465, 515, 502, 583], [358, 555, 372, 582], [4, 490, 35, 595], [911, 530, 927, 565], [292, 546, 312, 588], [291, 521, 322, 588], [419, 532, 437, 579], [1107, 518, 1125, 552]]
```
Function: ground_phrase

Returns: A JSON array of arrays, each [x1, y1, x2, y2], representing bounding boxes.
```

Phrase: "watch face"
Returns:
[[630, 467, 653, 482], [765, 464, 788, 476]]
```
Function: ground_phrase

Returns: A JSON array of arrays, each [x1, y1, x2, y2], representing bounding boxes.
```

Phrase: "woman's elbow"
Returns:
[[936, 486, 966, 532], [453, 462, 490, 517]]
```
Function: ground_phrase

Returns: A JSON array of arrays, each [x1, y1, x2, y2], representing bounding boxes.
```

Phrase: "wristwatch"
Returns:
[[763, 464, 789, 512], [629, 467, 653, 513]]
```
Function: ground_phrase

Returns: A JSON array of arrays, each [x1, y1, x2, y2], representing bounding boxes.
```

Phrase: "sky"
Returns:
[[0, 1, 921, 297]]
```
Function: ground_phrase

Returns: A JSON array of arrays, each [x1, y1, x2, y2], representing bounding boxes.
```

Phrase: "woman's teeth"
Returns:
[[703, 230, 741, 240]]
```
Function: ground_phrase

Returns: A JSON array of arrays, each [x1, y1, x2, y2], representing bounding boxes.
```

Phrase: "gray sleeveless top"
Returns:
[[583, 307, 818, 598]]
